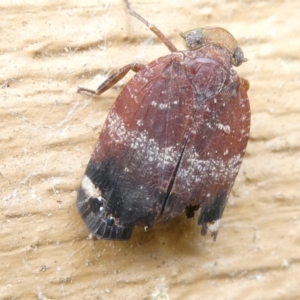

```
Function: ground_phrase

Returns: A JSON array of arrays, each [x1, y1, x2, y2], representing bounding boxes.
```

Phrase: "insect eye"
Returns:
[[231, 46, 247, 67], [180, 29, 205, 49]]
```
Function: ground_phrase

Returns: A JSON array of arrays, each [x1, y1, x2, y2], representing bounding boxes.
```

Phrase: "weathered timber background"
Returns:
[[1, 0, 300, 299]]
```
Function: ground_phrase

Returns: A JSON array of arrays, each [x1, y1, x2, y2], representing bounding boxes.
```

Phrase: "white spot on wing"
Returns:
[[216, 123, 231, 133], [207, 219, 221, 235], [81, 175, 101, 198], [178, 145, 243, 190], [105, 111, 127, 144], [137, 119, 143, 126], [159, 103, 168, 110]]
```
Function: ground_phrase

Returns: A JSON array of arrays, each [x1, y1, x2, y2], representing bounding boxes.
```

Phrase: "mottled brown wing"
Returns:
[[162, 44, 251, 238], [77, 52, 199, 240]]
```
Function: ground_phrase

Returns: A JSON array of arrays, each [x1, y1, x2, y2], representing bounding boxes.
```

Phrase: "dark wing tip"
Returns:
[[198, 192, 228, 241], [77, 176, 133, 241], [91, 219, 133, 240], [200, 218, 221, 241]]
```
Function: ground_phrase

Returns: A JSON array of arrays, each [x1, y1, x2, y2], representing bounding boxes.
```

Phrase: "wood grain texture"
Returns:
[[1, 0, 299, 299]]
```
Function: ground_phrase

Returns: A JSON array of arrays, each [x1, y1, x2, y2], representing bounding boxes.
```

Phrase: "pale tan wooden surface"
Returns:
[[1, 0, 300, 299]]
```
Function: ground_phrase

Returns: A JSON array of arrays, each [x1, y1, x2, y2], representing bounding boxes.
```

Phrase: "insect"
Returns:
[[77, 0, 250, 240]]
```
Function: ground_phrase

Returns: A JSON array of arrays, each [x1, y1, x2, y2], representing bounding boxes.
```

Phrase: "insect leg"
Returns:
[[77, 62, 145, 96], [124, 0, 178, 53]]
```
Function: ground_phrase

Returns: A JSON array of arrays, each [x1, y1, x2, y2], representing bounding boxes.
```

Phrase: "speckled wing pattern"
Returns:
[[77, 43, 250, 240]]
